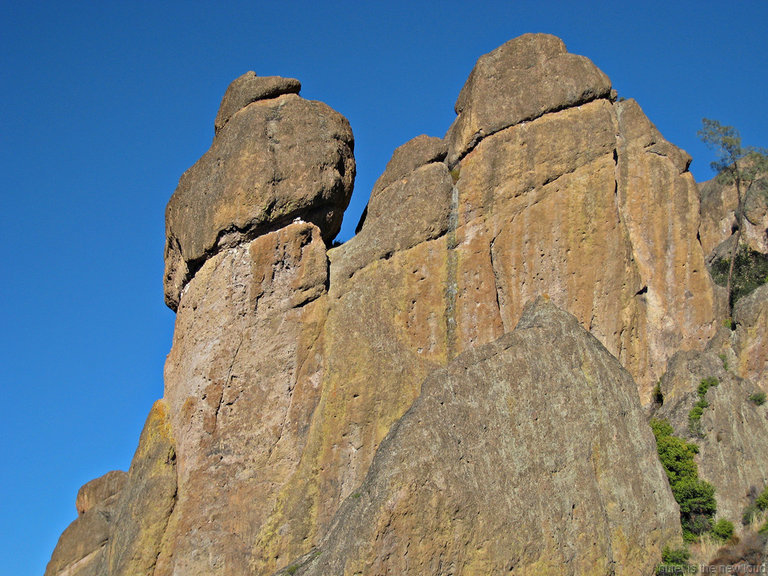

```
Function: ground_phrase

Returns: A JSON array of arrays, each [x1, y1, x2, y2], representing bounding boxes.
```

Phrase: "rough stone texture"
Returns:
[[75, 470, 127, 516], [614, 99, 719, 393], [164, 87, 355, 310], [370, 134, 447, 198], [332, 159, 453, 284], [731, 284, 768, 386], [699, 174, 768, 257], [156, 222, 329, 576], [45, 471, 126, 576], [107, 400, 177, 576], [279, 300, 680, 576], [445, 33, 612, 164], [654, 349, 768, 523], [214, 72, 302, 134], [50, 34, 735, 575]]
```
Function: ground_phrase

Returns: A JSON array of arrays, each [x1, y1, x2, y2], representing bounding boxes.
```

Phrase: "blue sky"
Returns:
[[1, 1, 766, 574]]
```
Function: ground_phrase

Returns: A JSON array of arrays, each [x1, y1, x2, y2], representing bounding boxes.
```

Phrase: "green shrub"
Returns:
[[656, 545, 694, 574], [689, 377, 718, 436], [749, 391, 767, 406], [718, 353, 729, 371], [711, 245, 768, 303], [755, 486, 768, 511], [651, 418, 717, 541], [743, 504, 757, 525], [712, 518, 735, 541]]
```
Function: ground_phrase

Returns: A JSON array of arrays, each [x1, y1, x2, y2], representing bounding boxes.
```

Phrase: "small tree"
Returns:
[[698, 119, 768, 317]]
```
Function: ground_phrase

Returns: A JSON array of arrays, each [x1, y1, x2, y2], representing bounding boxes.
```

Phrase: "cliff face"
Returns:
[[284, 299, 680, 575], [47, 33, 762, 576]]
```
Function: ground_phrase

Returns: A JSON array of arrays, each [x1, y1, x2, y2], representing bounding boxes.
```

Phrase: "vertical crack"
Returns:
[[489, 236, 507, 333], [444, 181, 460, 359]]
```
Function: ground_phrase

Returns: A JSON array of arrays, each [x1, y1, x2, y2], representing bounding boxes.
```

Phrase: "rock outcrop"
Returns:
[[652, 280, 768, 527], [163, 73, 355, 310], [279, 299, 680, 575], [699, 172, 768, 258], [49, 33, 747, 575]]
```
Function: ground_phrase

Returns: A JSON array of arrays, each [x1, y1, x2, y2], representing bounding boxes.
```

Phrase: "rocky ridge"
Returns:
[[47, 33, 767, 576]]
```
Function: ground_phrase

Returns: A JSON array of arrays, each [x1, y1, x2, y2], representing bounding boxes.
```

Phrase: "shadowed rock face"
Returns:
[[49, 33, 737, 576], [277, 299, 680, 576]]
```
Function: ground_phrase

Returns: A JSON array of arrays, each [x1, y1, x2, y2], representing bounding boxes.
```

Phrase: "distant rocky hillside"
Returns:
[[46, 34, 768, 576]]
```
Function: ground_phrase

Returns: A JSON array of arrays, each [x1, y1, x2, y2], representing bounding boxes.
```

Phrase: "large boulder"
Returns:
[[276, 300, 680, 575], [163, 75, 355, 310], [445, 33, 612, 164]]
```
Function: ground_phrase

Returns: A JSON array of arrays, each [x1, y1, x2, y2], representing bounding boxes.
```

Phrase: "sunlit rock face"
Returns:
[[48, 33, 732, 576]]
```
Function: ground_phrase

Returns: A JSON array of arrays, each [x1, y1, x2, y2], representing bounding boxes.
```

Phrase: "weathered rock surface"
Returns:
[[107, 400, 177, 576], [445, 33, 612, 164], [51, 33, 739, 575], [277, 299, 680, 575], [654, 348, 768, 523], [214, 72, 302, 134], [699, 173, 768, 257], [731, 284, 768, 385], [46, 471, 125, 576], [46, 402, 176, 576], [163, 81, 355, 310], [75, 470, 127, 516], [155, 222, 329, 575]]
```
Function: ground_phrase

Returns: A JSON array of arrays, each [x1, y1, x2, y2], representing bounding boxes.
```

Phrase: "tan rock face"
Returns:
[[164, 83, 355, 310], [285, 300, 680, 576], [75, 470, 127, 516], [107, 400, 177, 576], [50, 34, 731, 575], [45, 402, 176, 576], [214, 72, 302, 134], [699, 174, 768, 257], [445, 33, 612, 164], [615, 99, 718, 390], [157, 222, 329, 575]]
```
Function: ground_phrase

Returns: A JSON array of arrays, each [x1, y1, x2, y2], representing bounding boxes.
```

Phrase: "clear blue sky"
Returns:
[[1, 2, 765, 574]]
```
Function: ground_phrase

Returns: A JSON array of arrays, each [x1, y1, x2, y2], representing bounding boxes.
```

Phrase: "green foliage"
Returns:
[[656, 545, 694, 574], [718, 353, 728, 371], [698, 119, 768, 186], [755, 486, 768, 511], [742, 485, 768, 525], [712, 518, 735, 541], [699, 119, 768, 314], [711, 245, 768, 303], [743, 503, 759, 525], [688, 377, 718, 437], [651, 418, 717, 540], [750, 391, 767, 406], [286, 564, 299, 575]]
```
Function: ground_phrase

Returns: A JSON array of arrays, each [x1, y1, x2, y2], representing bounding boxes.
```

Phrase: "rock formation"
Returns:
[[279, 299, 680, 575], [699, 171, 768, 258], [48, 33, 765, 575]]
